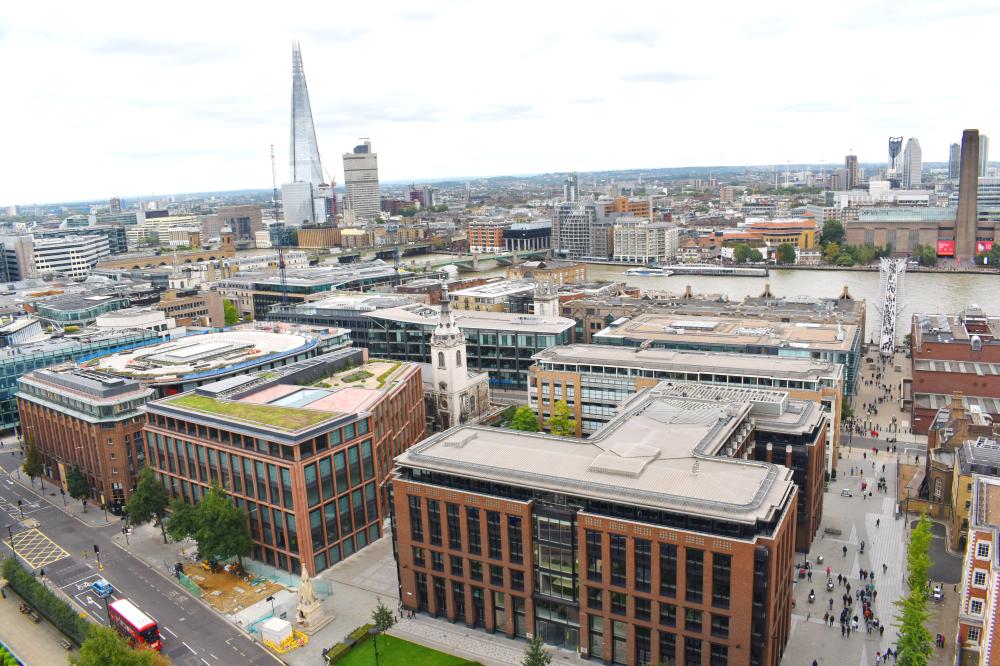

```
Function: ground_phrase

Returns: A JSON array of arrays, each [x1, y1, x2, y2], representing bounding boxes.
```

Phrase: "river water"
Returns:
[[583, 265, 1000, 342], [403, 254, 1000, 342]]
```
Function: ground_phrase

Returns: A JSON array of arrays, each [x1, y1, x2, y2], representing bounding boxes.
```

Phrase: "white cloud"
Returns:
[[0, 0, 997, 204]]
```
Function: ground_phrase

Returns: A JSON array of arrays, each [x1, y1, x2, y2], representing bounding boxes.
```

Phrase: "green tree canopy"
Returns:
[[67, 465, 90, 504], [508, 406, 540, 432], [775, 242, 796, 265], [72, 625, 169, 666], [165, 498, 198, 542], [522, 635, 552, 666], [22, 440, 42, 481], [747, 248, 764, 263], [168, 485, 253, 566], [822, 219, 845, 245], [223, 299, 240, 327], [732, 243, 752, 264], [547, 400, 577, 437], [125, 466, 170, 544], [372, 598, 394, 633], [895, 513, 933, 666]]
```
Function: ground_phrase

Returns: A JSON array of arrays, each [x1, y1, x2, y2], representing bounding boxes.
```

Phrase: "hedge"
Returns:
[[0, 644, 22, 666], [2, 557, 92, 646], [325, 624, 374, 664]]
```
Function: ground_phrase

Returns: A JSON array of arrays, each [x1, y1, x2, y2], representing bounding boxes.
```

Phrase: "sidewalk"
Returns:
[[0, 588, 78, 665]]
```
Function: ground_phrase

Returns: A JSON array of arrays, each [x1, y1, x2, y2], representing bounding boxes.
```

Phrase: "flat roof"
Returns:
[[366, 304, 574, 334], [91, 331, 311, 381], [397, 386, 795, 524], [533, 344, 842, 380], [914, 393, 1000, 413], [972, 475, 1000, 530], [165, 393, 337, 432], [914, 359, 1000, 375], [914, 308, 1000, 344], [450, 280, 536, 299], [594, 313, 858, 351]]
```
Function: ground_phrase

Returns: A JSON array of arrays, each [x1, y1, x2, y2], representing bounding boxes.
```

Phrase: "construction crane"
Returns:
[[270, 145, 289, 305]]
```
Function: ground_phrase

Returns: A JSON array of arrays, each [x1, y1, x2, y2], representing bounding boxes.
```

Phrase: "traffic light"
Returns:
[[93, 544, 100, 554]]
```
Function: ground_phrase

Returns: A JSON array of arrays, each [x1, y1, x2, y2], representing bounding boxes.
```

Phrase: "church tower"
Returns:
[[431, 283, 468, 398]]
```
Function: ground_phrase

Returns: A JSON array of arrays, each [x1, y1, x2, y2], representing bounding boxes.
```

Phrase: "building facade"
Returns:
[[32, 235, 111, 279], [503, 222, 551, 251], [17, 368, 152, 513], [216, 205, 263, 249], [506, 260, 586, 285], [343, 140, 381, 222], [612, 218, 679, 264], [902, 138, 922, 189], [392, 386, 797, 665], [468, 220, 512, 254], [143, 349, 425, 574], [957, 475, 1000, 663]]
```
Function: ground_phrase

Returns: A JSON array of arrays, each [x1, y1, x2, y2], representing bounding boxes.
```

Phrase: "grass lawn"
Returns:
[[167, 394, 333, 431], [337, 634, 479, 666]]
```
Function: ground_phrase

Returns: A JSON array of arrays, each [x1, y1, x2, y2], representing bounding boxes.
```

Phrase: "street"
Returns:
[[0, 446, 278, 666]]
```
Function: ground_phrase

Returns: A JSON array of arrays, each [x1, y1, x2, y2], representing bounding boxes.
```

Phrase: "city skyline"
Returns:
[[2, 0, 998, 204]]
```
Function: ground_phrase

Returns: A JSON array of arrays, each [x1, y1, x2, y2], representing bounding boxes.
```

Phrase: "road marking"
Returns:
[[4, 528, 70, 568], [163, 626, 178, 638], [204, 658, 214, 665], [209, 654, 218, 660], [182, 641, 197, 654]]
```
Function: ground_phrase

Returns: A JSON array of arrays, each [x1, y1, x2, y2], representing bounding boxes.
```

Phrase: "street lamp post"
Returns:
[[5, 525, 17, 564], [368, 627, 381, 666]]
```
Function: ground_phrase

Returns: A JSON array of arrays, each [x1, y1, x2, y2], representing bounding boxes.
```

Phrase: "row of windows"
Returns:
[[408, 496, 525, 562]]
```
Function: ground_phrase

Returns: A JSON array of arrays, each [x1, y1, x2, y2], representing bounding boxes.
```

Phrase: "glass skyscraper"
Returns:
[[289, 42, 324, 187]]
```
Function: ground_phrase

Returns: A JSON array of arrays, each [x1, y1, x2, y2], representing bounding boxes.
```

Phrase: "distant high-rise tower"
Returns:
[[563, 173, 578, 202], [844, 154, 861, 189], [956, 129, 981, 262], [887, 137, 903, 187], [949, 143, 962, 180], [109, 197, 122, 214], [289, 42, 324, 187], [980, 135, 990, 177], [902, 138, 922, 189], [342, 139, 380, 222]]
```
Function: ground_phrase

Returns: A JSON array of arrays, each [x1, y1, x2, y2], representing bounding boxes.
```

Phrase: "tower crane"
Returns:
[[271, 145, 289, 305]]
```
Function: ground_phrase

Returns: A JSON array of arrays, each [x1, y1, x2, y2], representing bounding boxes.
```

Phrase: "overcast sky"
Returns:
[[2, 0, 998, 205]]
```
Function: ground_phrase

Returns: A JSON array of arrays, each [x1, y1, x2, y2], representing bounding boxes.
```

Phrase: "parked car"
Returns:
[[932, 583, 944, 602]]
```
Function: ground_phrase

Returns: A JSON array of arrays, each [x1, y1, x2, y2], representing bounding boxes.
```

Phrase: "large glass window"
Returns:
[[351, 489, 365, 530], [361, 440, 374, 479], [589, 616, 604, 660], [466, 507, 481, 555], [684, 637, 702, 666], [660, 543, 677, 597], [304, 464, 319, 506], [428, 500, 442, 547], [659, 631, 676, 666], [635, 626, 651, 666], [634, 539, 651, 592], [486, 511, 501, 559], [686, 549, 704, 604], [408, 496, 423, 542], [507, 516, 523, 564], [586, 530, 603, 581], [447, 503, 462, 551], [348, 446, 361, 485], [609, 535, 626, 587], [319, 457, 333, 500], [712, 553, 731, 609], [334, 451, 347, 493]]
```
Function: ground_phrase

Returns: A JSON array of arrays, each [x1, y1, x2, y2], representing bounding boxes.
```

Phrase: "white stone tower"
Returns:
[[431, 283, 468, 402]]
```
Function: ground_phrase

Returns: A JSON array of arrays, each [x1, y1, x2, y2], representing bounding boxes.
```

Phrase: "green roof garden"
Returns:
[[166, 394, 335, 432]]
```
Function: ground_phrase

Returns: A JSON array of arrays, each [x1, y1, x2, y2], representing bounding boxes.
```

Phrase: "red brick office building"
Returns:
[[392, 386, 797, 665], [144, 349, 425, 574]]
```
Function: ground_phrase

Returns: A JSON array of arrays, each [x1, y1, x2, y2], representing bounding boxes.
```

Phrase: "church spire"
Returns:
[[433, 281, 462, 345]]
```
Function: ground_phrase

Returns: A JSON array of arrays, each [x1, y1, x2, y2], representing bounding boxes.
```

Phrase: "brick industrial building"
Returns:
[[17, 367, 154, 513], [907, 308, 1000, 433], [392, 383, 797, 665], [143, 348, 426, 574]]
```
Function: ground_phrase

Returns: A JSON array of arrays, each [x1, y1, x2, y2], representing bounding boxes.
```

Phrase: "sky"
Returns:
[[2, 0, 999, 205]]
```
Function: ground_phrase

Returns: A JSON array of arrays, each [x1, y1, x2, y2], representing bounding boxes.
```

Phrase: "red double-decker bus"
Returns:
[[108, 599, 162, 652]]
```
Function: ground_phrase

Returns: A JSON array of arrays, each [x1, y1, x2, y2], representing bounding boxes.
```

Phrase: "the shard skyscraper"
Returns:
[[289, 42, 324, 187]]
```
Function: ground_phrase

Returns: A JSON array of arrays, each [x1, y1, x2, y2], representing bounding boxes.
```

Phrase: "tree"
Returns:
[[223, 299, 240, 327], [747, 248, 764, 263], [372, 598, 394, 633], [547, 400, 577, 437], [823, 242, 841, 263], [775, 242, 796, 265], [125, 467, 170, 544], [522, 635, 552, 666], [67, 465, 90, 510], [732, 243, 752, 264], [822, 219, 845, 245], [165, 498, 198, 542], [190, 485, 252, 566], [895, 513, 933, 666], [72, 625, 169, 666], [22, 440, 43, 483], [508, 406, 540, 432]]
